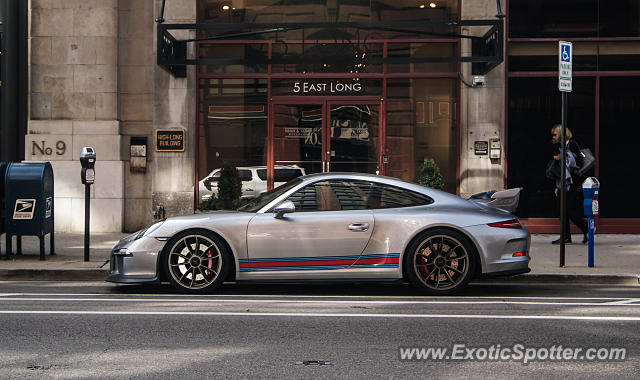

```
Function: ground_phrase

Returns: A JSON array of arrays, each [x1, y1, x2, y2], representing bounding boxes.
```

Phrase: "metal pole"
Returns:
[[588, 216, 595, 267], [560, 91, 567, 267], [84, 184, 90, 262]]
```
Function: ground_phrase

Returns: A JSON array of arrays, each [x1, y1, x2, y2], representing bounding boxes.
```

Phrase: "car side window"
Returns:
[[208, 171, 221, 182], [366, 182, 434, 209], [287, 180, 368, 212], [238, 169, 252, 181], [275, 168, 303, 182]]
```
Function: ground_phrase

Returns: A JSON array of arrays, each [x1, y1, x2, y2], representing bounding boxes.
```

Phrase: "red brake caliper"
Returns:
[[205, 248, 216, 278], [418, 249, 430, 277]]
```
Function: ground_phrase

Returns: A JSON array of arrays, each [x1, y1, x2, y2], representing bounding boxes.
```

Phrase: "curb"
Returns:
[[0, 269, 109, 281], [480, 273, 640, 285], [1, 269, 639, 285]]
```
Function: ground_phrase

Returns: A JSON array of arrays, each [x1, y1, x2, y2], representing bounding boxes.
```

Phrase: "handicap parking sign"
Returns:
[[559, 41, 572, 92]]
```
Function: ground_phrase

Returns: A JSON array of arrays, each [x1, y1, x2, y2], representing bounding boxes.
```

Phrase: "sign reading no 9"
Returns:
[[32, 140, 67, 156]]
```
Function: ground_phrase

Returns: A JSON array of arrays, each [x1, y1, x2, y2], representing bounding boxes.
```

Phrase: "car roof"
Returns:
[[297, 172, 465, 203], [300, 172, 401, 182], [299, 172, 416, 189], [235, 165, 302, 170]]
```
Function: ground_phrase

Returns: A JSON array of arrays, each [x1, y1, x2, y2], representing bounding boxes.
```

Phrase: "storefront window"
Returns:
[[271, 43, 383, 74], [195, 1, 461, 199], [507, 77, 595, 218], [387, 42, 457, 73], [197, 78, 268, 185], [508, 42, 597, 72], [509, 41, 640, 72], [599, 77, 640, 218], [385, 78, 457, 193], [198, 0, 458, 39], [372, 0, 458, 23], [508, 1, 640, 223], [199, 44, 268, 74], [509, 0, 640, 38]]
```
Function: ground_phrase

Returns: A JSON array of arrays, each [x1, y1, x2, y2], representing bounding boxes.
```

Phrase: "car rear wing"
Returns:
[[468, 188, 522, 213]]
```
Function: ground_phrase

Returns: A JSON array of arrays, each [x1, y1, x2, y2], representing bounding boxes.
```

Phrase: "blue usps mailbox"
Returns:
[[3, 162, 55, 260], [582, 177, 599, 267]]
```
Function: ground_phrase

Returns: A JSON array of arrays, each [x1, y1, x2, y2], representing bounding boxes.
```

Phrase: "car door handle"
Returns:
[[348, 223, 370, 232]]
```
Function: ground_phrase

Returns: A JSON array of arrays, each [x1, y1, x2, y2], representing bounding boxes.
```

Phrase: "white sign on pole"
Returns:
[[559, 78, 572, 92], [559, 41, 572, 92]]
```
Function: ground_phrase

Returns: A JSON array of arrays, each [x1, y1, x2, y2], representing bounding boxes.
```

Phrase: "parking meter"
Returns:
[[582, 177, 600, 267], [80, 147, 95, 261], [80, 147, 96, 185]]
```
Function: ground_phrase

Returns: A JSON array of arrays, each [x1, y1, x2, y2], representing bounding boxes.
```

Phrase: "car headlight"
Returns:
[[133, 221, 164, 240]]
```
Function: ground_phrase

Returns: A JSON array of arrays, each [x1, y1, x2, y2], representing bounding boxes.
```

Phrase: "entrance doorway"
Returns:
[[272, 100, 382, 184]]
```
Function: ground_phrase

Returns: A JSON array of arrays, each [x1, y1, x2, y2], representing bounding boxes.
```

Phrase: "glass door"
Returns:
[[328, 102, 380, 173], [273, 103, 324, 178], [272, 100, 382, 188]]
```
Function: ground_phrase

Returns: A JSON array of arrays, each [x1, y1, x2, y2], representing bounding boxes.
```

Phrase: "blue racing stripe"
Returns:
[[239, 264, 399, 272], [239, 253, 399, 264]]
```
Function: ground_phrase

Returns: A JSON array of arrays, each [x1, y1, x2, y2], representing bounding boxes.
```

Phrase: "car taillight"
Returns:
[[488, 219, 522, 229]]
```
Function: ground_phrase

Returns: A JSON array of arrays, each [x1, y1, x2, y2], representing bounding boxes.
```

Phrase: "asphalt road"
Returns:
[[0, 281, 639, 379]]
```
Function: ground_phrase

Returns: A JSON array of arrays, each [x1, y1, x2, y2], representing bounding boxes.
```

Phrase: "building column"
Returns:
[[26, 0, 124, 232], [459, 0, 506, 197], [151, 0, 197, 218]]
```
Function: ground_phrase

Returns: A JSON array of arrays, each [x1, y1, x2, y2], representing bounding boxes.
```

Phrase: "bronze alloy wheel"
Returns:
[[406, 229, 475, 295], [164, 230, 228, 293]]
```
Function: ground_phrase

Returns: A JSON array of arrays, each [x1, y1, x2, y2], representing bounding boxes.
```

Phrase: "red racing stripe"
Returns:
[[352, 257, 399, 265], [249, 259, 355, 268]]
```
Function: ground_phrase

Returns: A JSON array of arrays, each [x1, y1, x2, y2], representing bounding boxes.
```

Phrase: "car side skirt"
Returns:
[[237, 267, 402, 281]]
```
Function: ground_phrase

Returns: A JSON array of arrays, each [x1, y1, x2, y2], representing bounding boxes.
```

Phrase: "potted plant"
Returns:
[[199, 162, 242, 210], [417, 158, 444, 190]]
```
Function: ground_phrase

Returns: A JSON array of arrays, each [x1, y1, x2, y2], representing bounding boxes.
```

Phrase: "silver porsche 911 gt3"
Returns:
[[107, 172, 530, 295]]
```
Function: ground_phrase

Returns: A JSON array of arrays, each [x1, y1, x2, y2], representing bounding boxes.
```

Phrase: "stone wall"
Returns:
[[27, 0, 123, 232], [119, 0, 155, 231]]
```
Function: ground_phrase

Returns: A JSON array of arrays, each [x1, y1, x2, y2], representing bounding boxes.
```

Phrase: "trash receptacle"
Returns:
[[3, 162, 55, 260]]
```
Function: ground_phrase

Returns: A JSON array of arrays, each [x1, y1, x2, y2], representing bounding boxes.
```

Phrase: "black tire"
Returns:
[[162, 229, 230, 293], [404, 229, 476, 295]]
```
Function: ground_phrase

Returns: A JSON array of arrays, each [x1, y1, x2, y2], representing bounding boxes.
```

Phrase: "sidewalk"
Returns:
[[0, 232, 638, 284], [0, 232, 128, 281]]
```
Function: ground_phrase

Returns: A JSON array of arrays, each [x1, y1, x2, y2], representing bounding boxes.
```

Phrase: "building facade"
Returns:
[[5, 0, 638, 232]]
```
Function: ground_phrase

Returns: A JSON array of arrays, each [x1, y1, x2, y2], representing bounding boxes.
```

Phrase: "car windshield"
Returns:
[[237, 178, 302, 213]]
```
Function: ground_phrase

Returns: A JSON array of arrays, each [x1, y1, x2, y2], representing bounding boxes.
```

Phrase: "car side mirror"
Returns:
[[274, 200, 295, 219], [204, 178, 213, 191]]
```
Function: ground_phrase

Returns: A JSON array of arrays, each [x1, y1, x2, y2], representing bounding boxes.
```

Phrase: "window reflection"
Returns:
[[387, 43, 457, 73], [386, 79, 457, 193], [199, 44, 268, 74], [599, 77, 640, 217], [198, 0, 458, 40], [271, 43, 383, 74], [198, 79, 268, 182], [510, 0, 640, 38], [507, 77, 595, 218]]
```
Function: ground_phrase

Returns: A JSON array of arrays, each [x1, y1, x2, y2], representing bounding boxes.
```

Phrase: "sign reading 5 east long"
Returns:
[[293, 80, 362, 95]]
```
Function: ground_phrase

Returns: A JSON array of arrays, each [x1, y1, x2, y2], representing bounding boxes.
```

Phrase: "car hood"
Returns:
[[147, 210, 255, 239]]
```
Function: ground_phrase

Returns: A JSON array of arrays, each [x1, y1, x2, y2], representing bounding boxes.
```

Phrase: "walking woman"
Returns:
[[550, 124, 588, 244]]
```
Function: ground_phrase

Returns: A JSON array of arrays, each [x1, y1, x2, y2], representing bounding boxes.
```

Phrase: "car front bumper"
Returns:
[[105, 235, 166, 284]]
